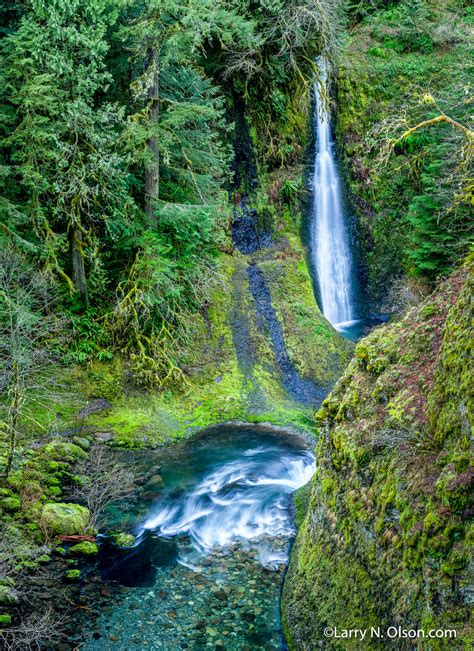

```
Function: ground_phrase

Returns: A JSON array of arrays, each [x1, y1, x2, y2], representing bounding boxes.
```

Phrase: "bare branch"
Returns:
[[70, 446, 135, 530]]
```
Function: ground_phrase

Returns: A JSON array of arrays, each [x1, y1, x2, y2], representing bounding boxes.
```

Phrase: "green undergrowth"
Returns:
[[282, 262, 473, 649], [336, 0, 473, 307]]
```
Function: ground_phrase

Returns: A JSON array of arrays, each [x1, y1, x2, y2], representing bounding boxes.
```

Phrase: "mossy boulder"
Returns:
[[41, 502, 91, 536], [65, 569, 81, 581], [72, 436, 91, 451], [1, 496, 20, 513], [110, 532, 136, 547], [69, 541, 98, 556], [0, 586, 19, 606], [42, 441, 88, 462]]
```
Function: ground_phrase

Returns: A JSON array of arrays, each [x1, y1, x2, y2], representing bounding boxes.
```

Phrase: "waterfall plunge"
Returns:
[[312, 59, 354, 327]]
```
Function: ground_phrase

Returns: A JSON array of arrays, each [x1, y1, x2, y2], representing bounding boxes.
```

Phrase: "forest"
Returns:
[[0, 0, 472, 649]]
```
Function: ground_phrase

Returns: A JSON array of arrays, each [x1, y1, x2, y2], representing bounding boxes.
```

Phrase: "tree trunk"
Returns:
[[4, 364, 20, 478], [70, 224, 88, 305], [145, 49, 160, 224]]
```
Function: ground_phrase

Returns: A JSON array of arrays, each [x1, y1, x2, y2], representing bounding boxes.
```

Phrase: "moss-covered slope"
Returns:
[[282, 264, 473, 649], [80, 227, 352, 446]]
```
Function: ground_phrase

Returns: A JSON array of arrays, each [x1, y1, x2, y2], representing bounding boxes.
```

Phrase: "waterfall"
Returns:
[[311, 59, 354, 327]]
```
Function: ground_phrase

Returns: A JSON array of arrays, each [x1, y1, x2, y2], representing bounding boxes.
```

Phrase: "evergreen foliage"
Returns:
[[0, 0, 471, 376]]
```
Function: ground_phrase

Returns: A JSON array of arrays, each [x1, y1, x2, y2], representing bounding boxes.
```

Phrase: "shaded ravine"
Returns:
[[75, 89, 341, 650]]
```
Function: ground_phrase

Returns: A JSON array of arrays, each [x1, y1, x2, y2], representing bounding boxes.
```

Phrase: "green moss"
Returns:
[[65, 569, 81, 581], [428, 273, 473, 447], [72, 436, 91, 450], [283, 268, 473, 649], [42, 441, 88, 462], [1, 496, 20, 513], [292, 482, 312, 529], [110, 532, 135, 547], [258, 252, 353, 389], [69, 541, 98, 556], [40, 503, 91, 536], [0, 614, 12, 626]]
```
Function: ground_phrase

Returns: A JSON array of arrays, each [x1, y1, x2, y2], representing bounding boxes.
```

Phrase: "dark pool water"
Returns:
[[334, 315, 389, 342], [82, 425, 314, 650]]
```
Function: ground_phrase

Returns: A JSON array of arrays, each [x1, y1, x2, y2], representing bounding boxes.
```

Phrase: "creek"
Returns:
[[80, 426, 314, 650]]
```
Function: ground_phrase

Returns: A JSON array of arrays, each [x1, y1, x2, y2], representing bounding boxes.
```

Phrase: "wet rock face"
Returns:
[[76, 398, 112, 420], [246, 263, 325, 406], [232, 198, 273, 255], [282, 269, 473, 649]]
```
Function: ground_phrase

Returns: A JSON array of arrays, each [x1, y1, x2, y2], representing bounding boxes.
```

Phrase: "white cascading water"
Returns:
[[140, 445, 314, 568], [312, 59, 354, 327]]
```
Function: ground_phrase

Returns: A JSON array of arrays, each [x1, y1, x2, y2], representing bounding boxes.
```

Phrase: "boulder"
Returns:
[[65, 569, 81, 582], [93, 431, 113, 442], [76, 398, 112, 420], [41, 503, 91, 536], [0, 586, 19, 606], [69, 541, 98, 556], [110, 532, 136, 547], [72, 436, 91, 451]]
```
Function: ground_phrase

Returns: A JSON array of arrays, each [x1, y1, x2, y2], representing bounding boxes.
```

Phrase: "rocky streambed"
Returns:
[[41, 424, 316, 649]]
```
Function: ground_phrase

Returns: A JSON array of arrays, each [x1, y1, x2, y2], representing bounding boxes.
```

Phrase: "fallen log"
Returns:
[[60, 535, 96, 543]]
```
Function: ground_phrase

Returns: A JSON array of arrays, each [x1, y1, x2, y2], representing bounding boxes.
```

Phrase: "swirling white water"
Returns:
[[82, 427, 315, 650], [140, 437, 314, 569]]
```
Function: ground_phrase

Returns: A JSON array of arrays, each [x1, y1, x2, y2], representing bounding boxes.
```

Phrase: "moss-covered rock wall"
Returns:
[[282, 263, 473, 649]]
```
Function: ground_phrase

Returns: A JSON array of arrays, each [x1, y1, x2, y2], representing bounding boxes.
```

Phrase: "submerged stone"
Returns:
[[144, 474, 164, 490]]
